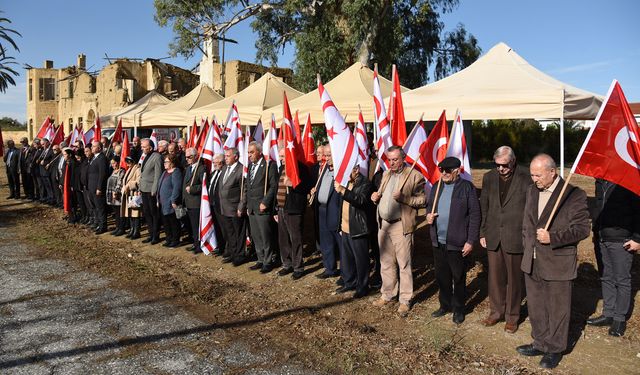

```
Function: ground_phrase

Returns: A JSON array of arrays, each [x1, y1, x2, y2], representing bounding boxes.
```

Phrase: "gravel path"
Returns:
[[0, 221, 312, 375]]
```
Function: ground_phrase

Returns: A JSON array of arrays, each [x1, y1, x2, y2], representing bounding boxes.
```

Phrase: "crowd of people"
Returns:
[[3, 134, 640, 370]]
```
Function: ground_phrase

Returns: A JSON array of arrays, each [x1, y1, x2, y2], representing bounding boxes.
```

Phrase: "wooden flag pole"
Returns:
[[543, 173, 574, 231], [263, 158, 269, 196], [308, 161, 327, 206], [430, 178, 443, 215], [395, 113, 424, 192]]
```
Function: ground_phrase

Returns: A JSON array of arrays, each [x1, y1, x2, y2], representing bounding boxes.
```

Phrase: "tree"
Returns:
[[0, 12, 21, 93], [154, 0, 480, 91]]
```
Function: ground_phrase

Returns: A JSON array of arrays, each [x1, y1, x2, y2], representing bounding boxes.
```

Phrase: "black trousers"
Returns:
[[433, 243, 467, 313], [40, 174, 53, 202], [187, 207, 201, 251], [221, 214, 245, 261], [21, 171, 33, 198], [32, 173, 41, 199], [91, 191, 107, 230], [51, 175, 62, 206], [141, 192, 161, 240], [341, 233, 370, 294], [75, 190, 87, 220], [6, 168, 20, 197], [212, 207, 226, 253], [162, 212, 181, 244], [277, 210, 304, 272]]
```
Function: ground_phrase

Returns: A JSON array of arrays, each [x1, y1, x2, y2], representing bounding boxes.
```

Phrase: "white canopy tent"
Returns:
[[265, 62, 406, 126], [100, 90, 172, 131], [401, 42, 604, 174], [188, 73, 303, 125], [139, 83, 224, 128]]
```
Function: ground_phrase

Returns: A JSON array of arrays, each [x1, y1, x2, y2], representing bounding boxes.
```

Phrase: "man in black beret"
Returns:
[[426, 156, 481, 324]]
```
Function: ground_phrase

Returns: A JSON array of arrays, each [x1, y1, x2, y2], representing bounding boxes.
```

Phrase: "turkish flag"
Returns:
[[51, 122, 65, 146], [120, 131, 130, 170], [423, 110, 449, 186], [301, 113, 316, 167], [571, 80, 640, 196], [283, 92, 301, 188], [187, 118, 199, 148], [111, 119, 123, 144], [94, 117, 102, 143], [63, 162, 72, 214], [388, 65, 407, 147]]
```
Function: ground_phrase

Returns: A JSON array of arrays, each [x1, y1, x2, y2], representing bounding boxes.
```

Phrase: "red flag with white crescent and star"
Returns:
[[318, 76, 358, 187], [301, 113, 316, 167], [571, 80, 640, 196], [283, 92, 301, 188], [388, 65, 407, 147], [424, 110, 449, 186]]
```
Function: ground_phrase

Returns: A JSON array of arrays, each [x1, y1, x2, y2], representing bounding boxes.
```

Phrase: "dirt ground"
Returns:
[[2, 168, 639, 374]]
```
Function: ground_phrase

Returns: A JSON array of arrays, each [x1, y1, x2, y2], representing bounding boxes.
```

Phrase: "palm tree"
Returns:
[[0, 12, 21, 93]]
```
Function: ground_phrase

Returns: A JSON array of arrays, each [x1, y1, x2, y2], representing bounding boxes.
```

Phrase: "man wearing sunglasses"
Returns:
[[426, 156, 481, 324], [479, 146, 531, 333]]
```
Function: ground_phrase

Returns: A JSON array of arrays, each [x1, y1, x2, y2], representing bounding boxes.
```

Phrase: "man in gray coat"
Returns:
[[245, 142, 278, 273], [218, 147, 246, 266], [479, 146, 530, 333], [139, 138, 163, 245], [516, 154, 590, 369]]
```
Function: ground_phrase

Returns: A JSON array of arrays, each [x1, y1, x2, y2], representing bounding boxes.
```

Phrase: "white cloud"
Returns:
[[0, 81, 27, 122]]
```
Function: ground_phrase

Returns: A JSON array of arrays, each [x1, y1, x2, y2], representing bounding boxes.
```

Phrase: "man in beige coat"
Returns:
[[370, 146, 425, 315]]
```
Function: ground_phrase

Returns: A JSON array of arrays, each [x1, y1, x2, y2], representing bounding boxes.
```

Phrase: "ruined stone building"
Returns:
[[26, 48, 294, 140], [26, 54, 198, 139]]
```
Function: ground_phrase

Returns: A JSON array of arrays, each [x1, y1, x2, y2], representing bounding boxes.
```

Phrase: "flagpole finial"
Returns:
[[316, 74, 321, 85], [374, 63, 378, 73]]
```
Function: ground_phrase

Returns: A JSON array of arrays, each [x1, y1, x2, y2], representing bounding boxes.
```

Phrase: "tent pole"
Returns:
[[559, 90, 565, 178]]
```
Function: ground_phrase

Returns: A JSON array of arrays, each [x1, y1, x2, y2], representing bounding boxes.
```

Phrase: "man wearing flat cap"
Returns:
[[426, 156, 481, 324]]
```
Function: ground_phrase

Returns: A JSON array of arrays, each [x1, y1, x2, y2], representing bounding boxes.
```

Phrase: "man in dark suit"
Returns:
[[3, 139, 20, 199], [182, 147, 206, 253], [87, 141, 109, 234], [311, 146, 342, 280], [49, 145, 65, 208], [516, 154, 590, 369], [28, 139, 43, 201], [426, 157, 481, 324], [276, 148, 312, 280], [19, 137, 34, 200], [479, 146, 530, 333], [38, 138, 55, 204], [208, 153, 226, 256], [218, 147, 246, 266], [245, 142, 278, 273]]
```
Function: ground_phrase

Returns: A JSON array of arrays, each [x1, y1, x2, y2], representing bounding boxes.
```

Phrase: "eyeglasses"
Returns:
[[439, 167, 457, 174], [186, 155, 194, 159], [495, 162, 511, 169]]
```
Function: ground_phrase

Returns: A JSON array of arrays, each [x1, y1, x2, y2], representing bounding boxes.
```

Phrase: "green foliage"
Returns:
[[154, 1, 481, 91], [0, 12, 21, 93], [471, 119, 589, 165], [0, 116, 26, 130]]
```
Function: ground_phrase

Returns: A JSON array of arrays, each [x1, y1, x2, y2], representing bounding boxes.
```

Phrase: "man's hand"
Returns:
[[151, 192, 156, 197], [480, 237, 487, 248], [284, 176, 292, 187], [623, 240, 640, 252], [462, 242, 473, 257], [186, 186, 191, 194], [273, 214, 279, 223], [371, 191, 381, 203], [171, 203, 178, 209], [334, 181, 345, 194], [259, 202, 267, 212], [426, 213, 438, 225], [309, 187, 316, 196], [96, 189, 102, 196], [536, 228, 550, 244], [392, 190, 402, 201], [236, 209, 243, 217]]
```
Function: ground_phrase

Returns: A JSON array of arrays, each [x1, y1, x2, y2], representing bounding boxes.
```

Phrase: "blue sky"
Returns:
[[1, 0, 638, 123]]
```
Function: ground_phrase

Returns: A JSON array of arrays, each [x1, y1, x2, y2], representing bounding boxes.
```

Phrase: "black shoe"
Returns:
[[608, 320, 626, 337], [110, 229, 119, 235], [232, 258, 247, 267], [249, 263, 263, 270], [586, 315, 613, 326], [353, 289, 369, 299], [95, 228, 107, 235], [142, 237, 153, 243], [336, 286, 355, 294], [516, 344, 544, 357], [540, 353, 562, 369], [260, 265, 273, 274], [431, 307, 449, 318], [336, 278, 345, 286], [187, 245, 196, 251], [221, 257, 233, 264], [162, 242, 173, 248], [131, 232, 141, 240], [453, 311, 465, 324], [169, 241, 181, 248], [150, 238, 162, 245], [316, 272, 335, 279], [125, 231, 133, 239], [291, 271, 304, 280], [278, 267, 293, 276]]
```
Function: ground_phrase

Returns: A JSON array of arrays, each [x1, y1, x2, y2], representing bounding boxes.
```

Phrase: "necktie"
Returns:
[[223, 166, 231, 184], [250, 162, 259, 184]]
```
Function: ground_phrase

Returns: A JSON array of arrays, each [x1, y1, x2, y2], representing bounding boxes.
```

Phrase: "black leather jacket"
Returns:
[[593, 179, 640, 242], [338, 173, 373, 239]]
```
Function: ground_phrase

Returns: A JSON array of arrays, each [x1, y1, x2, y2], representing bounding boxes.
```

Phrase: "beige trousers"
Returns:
[[378, 220, 413, 304]]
